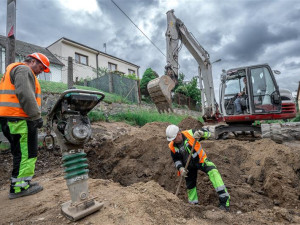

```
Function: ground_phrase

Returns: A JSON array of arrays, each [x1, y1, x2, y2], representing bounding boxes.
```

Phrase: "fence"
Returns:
[[86, 73, 140, 103], [173, 93, 198, 111]]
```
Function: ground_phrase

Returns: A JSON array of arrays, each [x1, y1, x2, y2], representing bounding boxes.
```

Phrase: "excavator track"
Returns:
[[147, 75, 175, 113]]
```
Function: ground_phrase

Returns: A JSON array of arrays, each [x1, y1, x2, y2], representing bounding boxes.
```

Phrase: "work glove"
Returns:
[[193, 130, 204, 139], [33, 118, 44, 129], [179, 167, 188, 177]]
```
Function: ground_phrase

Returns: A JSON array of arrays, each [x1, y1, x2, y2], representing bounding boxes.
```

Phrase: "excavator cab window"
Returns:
[[223, 70, 248, 115], [250, 66, 281, 114]]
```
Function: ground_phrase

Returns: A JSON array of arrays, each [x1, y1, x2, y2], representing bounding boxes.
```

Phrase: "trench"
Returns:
[[84, 122, 300, 214]]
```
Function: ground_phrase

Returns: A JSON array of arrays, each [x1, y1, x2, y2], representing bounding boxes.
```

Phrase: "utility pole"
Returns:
[[6, 0, 16, 67], [67, 57, 74, 89], [103, 43, 106, 53]]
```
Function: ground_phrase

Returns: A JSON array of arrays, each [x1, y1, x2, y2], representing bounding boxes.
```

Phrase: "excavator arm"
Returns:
[[147, 10, 217, 118]]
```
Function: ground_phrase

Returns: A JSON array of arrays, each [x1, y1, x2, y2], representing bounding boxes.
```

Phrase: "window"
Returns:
[[108, 62, 117, 71], [128, 69, 135, 75], [224, 79, 241, 95], [38, 72, 51, 81], [251, 66, 279, 112], [75, 53, 88, 65]]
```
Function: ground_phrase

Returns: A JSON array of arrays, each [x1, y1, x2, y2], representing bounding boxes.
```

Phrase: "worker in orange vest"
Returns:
[[0, 53, 50, 199], [166, 124, 230, 211]]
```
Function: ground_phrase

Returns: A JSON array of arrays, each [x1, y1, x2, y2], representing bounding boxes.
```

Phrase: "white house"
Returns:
[[0, 35, 64, 81], [47, 37, 140, 84]]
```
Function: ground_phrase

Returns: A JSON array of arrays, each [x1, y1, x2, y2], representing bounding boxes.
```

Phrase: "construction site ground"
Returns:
[[0, 117, 300, 225]]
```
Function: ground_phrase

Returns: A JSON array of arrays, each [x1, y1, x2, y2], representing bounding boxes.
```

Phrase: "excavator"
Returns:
[[148, 10, 296, 139]]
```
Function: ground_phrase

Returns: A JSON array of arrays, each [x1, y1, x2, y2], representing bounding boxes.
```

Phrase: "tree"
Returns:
[[174, 72, 185, 92], [140, 68, 159, 96], [95, 67, 109, 77], [174, 73, 201, 103], [124, 73, 138, 80], [185, 77, 201, 103]]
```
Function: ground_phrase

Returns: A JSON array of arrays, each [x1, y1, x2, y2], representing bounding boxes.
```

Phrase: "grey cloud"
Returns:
[[0, 0, 299, 93], [282, 61, 300, 70], [220, 21, 299, 64]]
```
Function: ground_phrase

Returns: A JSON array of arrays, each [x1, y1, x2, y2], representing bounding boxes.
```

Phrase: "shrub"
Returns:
[[140, 68, 159, 97]]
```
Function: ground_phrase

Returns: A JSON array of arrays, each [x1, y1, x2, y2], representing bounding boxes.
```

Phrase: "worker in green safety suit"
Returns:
[[0, 53, 50, 199], [166, 124, 230, 211]]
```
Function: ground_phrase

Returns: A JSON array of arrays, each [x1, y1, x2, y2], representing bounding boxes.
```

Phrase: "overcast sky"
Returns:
[[0, 0, 299, 97]]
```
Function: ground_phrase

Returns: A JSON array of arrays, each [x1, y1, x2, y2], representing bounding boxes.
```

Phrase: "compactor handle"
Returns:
[[47, 89, 105, 119]]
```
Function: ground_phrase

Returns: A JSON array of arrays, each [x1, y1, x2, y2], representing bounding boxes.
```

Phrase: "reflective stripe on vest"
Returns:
[[182, 130, 207, 163], [0, 62, 41, 118]]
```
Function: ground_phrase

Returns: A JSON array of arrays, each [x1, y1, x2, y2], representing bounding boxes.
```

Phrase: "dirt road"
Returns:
[[0, 118, 300, 224]]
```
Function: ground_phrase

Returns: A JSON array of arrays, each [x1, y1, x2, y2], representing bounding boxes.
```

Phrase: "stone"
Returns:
[[246, 175, 255, 185]]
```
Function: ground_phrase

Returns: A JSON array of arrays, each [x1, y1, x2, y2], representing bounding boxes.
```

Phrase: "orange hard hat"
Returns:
[[28, 52, 50, 73]]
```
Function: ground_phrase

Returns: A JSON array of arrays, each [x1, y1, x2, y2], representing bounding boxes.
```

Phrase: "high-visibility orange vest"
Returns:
[[168, 129, 207, 163], [0, 62, 41, 118]]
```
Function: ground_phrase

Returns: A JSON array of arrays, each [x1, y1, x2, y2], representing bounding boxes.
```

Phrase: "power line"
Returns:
[[110, 0, 165, 58]]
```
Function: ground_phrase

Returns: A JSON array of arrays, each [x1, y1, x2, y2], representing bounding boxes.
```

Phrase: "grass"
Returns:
[[88, 111, 108, 122], [39, 80, 130, 104], [291, 113, 300, 122], [88, 109, 191, 126]]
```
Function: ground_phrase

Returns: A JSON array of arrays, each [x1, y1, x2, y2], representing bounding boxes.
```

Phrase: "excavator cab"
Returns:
[[221, 72, 249, 116], [220, 64, 283, 122]]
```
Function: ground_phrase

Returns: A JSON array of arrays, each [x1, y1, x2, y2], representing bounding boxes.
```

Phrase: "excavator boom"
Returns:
[[148, 10, 216, 118]]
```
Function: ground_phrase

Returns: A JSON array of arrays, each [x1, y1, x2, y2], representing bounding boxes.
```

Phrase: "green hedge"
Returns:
[[88, 110, 193, 126]]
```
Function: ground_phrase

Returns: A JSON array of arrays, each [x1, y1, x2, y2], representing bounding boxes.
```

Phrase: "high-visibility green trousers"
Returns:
[[185, 158, 230, 206], [0, 119, 38, 193]]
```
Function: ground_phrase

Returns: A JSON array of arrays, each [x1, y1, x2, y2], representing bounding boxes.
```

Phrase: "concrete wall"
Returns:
[[0, 47, 5, 74], [97, 53, 138, 75], [49, 40, 95, 83], [47, 40, 62, 57]]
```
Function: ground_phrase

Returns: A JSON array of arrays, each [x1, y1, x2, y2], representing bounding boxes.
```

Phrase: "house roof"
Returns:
[[47, 37, 140, 68], [0, 35, 64, 66]]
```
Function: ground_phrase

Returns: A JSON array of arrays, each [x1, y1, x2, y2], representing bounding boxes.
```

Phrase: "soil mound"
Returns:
[[178, 116, 203, 131], [85, 122, 300, 213]]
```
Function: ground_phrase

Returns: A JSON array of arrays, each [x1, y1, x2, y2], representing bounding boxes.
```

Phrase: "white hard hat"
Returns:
[[166, 125, 179, 141]]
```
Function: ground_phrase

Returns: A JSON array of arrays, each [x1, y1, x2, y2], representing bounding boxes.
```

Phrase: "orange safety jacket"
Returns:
[[169, 129, 207, 164], [0, 62, 41, 118]]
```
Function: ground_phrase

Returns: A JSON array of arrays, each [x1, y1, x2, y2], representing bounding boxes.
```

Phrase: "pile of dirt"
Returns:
[[0, 120, 300, 224], [86, 122, 300, 213], [86, 121, 174, 189], [178, 116, 204, 131]]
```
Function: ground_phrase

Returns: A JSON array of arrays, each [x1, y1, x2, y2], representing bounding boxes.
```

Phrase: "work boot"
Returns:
[[219, 204, 230, 212], [219, 195, 230, 212], [9, 184, 43, 200]]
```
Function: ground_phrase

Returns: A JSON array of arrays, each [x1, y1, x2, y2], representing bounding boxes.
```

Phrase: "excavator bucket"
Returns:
[[147, 75, 176, 113]]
